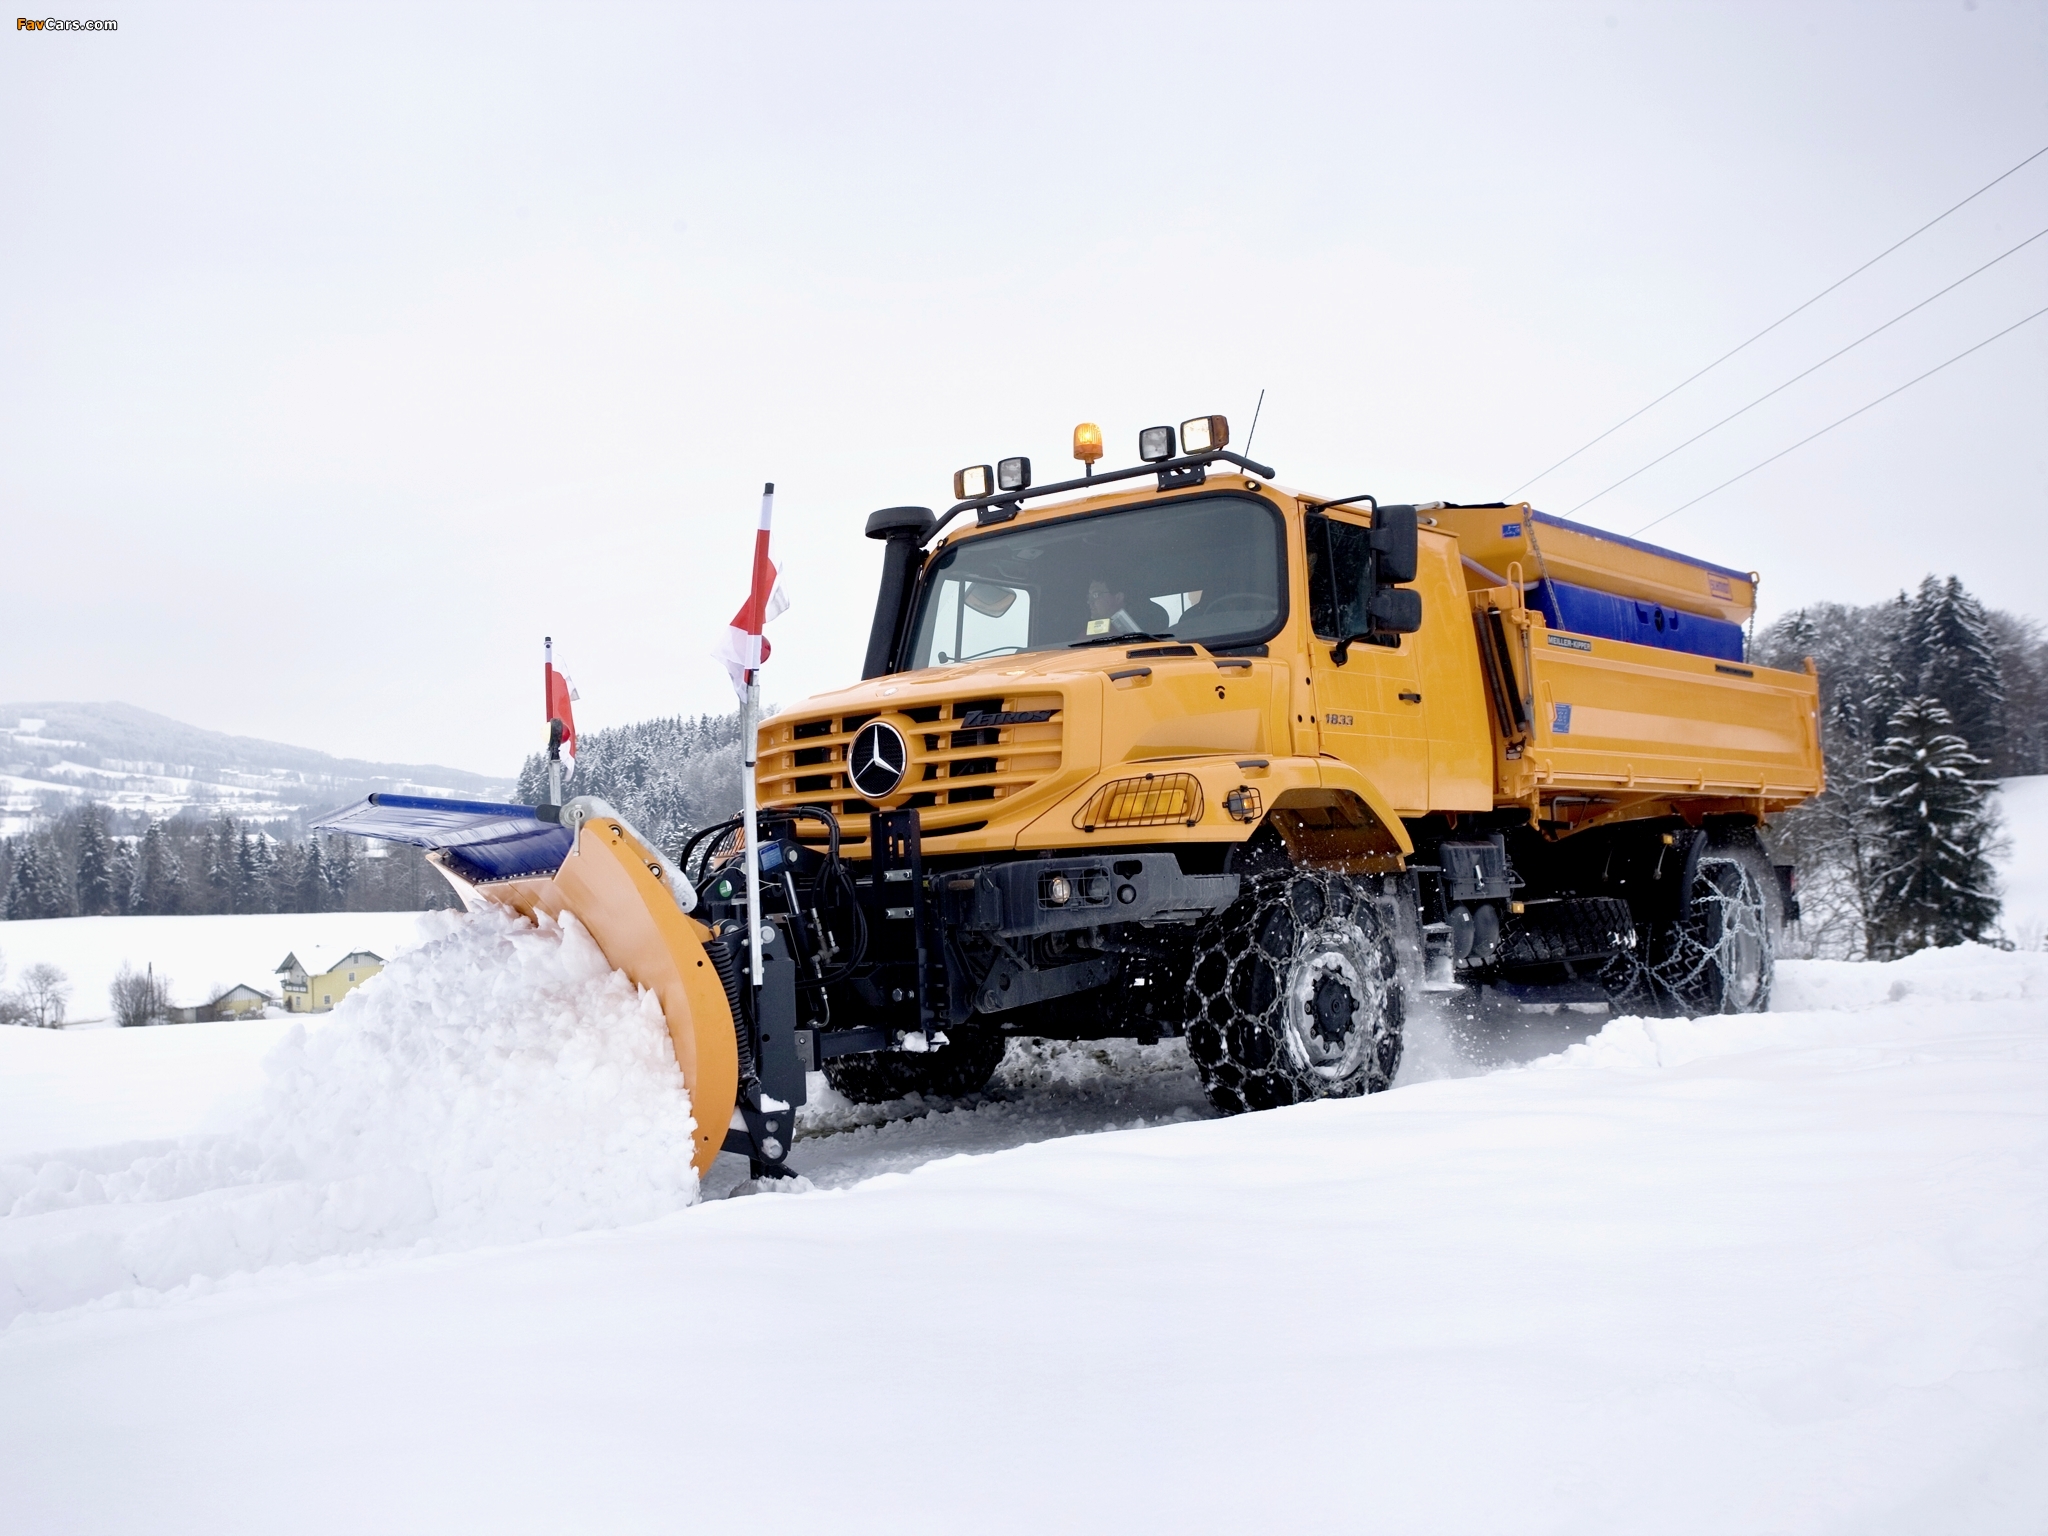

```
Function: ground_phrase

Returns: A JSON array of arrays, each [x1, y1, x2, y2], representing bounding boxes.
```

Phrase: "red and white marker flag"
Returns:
[[717, 482, 789, 698], [544, 637, 580, 779]]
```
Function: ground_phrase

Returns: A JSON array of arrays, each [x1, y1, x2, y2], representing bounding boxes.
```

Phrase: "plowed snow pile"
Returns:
[[0, 906, 697, 1324]]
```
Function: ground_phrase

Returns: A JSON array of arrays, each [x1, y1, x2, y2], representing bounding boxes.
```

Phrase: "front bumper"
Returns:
[[937, 853, 1240, 938]]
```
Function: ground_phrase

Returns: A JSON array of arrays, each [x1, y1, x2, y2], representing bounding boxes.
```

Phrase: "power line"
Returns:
[[1564, 223, 2048, 515], [1631, 302, 2048, 538], [1510, 141, 2048, 496]]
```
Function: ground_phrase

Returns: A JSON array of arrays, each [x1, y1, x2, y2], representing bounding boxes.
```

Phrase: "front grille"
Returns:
[[758, 691, 1064, 839]]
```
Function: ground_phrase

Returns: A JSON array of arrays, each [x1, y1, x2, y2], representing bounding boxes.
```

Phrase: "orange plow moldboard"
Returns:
[[476, 820, 739, 1177]]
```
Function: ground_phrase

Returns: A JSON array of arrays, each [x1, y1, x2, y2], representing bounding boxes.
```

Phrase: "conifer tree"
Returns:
[[296, 840, 327, 913], [206, 815, 235, 913], [321, 835, 357, 910], [74, 808, 117, 916], [4, 838, 40, 921], [109, 838, 138, 913], [4, 834, 73, 920], [1907, 576, 2005, 767], [1865, 697, 2000, 957], [233, 828, 262, 913], [131, 822, 171, 915]]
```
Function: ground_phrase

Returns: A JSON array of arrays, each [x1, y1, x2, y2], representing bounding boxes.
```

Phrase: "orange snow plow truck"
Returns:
[[317, 416, 1822, 1180]]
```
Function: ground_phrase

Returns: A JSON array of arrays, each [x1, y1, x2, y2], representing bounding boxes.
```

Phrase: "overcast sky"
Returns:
[[4, 1, 2044, 775]]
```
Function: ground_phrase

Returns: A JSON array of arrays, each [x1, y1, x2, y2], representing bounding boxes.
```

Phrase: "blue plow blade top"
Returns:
[[311, 794, 573, 883]]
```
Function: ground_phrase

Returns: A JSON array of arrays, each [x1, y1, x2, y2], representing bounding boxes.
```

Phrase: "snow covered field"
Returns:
[[0, 926, 2043, 1531], [0, 909, 431, 1021]]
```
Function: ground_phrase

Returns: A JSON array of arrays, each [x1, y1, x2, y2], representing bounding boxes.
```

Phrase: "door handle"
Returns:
[[1399, 691, 1422, 703]]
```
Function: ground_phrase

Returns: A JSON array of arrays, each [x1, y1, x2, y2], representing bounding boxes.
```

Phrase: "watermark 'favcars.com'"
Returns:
[[17, 16, 117, 28]]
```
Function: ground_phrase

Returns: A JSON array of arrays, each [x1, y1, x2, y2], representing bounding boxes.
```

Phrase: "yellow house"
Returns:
[[274, 948, 386, 1013]]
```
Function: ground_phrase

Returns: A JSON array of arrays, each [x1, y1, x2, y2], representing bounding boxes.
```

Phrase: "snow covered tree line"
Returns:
[[0, 805, 458, 921], [513, 710, 745, 865], [1755, 574, 2042, 959]]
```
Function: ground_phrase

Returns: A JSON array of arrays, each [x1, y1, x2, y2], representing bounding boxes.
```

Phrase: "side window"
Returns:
[[1306, 514, 1375, 640], [927, 578, 1032, 665]]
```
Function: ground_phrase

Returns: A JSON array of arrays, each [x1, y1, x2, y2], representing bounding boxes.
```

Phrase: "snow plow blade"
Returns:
[[312, 794, 740, 1177]]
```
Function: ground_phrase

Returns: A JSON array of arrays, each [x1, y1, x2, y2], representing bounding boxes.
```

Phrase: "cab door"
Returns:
[[1305, 510, 1431, 813]]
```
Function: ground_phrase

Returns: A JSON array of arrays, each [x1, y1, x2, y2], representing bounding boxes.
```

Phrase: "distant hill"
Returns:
[[1, 702, 514, 837]]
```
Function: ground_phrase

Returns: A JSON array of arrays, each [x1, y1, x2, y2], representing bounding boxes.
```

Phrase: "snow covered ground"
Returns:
[[0, 929, 2043, 1531], [0, 793, 2041, 1527], [1998, 774, 2048, 948], [0, 909, 432, 1020]]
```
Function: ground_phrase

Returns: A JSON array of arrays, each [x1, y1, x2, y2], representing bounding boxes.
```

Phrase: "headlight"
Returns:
[[1180, 414, 1229, 453], [1138, 425, 1176, 462]]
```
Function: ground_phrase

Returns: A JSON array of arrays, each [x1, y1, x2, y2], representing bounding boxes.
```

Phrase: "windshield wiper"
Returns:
[[1069, 631, 1175, 649], [948, 644, 1028, 662]]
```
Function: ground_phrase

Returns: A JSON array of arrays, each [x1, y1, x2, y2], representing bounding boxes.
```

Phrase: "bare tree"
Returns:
[[110, 962, 172, 1028], [18, 962, 71, 1028]]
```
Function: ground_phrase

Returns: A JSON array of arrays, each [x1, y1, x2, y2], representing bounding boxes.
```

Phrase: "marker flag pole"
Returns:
[[544, 636, 562, 808], [739, 483, 775, 988]]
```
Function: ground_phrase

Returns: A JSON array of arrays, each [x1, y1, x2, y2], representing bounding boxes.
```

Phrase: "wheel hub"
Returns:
[[1308, 969, 1356, 1046], [1283, 940, 1378, 1081]]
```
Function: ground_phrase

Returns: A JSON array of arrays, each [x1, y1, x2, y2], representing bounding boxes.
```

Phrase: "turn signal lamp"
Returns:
[[954, 464, 993, 500], [997, 456, 1032, 492], [1180, 414, 1229, 453], [1072, 422, 1104, 464]]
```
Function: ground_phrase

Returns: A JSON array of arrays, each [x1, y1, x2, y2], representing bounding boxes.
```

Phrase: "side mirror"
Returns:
[[1371, 504, 1419, 586], [1370, 587, 1422, 634]]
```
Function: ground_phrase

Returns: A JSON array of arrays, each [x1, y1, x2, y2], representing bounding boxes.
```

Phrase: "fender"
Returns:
[[1262, 759, 1414, 874]]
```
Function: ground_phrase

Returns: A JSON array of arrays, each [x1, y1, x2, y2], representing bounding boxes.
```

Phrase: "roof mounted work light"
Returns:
[[1138, 425, 1176, 462], [954, 464, 994, 500], [997, 456, 1032, 492], [1180, 415, 1229, 454]]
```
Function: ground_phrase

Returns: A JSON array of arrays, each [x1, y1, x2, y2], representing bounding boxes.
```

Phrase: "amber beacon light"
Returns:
[[1072, 421, 1104, 476]]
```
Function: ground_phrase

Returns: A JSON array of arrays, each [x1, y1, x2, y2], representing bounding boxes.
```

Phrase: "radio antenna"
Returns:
[[1241, 388, 1266, 460]]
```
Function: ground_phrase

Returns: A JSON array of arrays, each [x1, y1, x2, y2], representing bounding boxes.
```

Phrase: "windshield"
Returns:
[[902, 494, 1286, 670]]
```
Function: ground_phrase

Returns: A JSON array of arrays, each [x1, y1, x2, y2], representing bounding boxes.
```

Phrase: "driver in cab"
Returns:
[[1083, 579, 1171, 641]]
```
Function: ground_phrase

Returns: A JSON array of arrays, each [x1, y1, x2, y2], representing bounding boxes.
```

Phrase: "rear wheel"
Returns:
[[1183, 850, 1403, 1115], [1623, 833, 1776, 1016], [820, 1023, 1008, 1104]]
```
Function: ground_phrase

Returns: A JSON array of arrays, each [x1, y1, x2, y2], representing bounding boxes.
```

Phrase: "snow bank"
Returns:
[[1995, 774, 2048, 948], [0, 906, 697, 1324], [1542, 945, 2048, 1072]]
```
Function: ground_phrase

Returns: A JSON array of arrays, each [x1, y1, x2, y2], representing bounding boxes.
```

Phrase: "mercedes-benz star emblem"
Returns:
[[848, 720, 908, 799]]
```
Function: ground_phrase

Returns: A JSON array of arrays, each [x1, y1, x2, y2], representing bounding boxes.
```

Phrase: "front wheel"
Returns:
[[1183, 859, 1404, 1114]]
